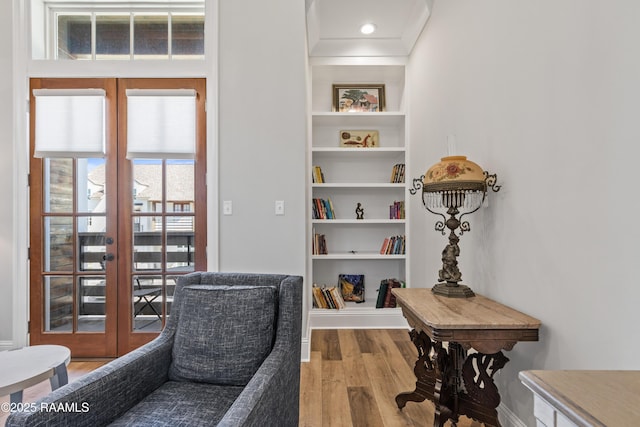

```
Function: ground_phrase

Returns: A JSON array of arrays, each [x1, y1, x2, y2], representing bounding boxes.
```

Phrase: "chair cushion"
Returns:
[[168, 284, 278, 386], [108, 381, 244, 427]]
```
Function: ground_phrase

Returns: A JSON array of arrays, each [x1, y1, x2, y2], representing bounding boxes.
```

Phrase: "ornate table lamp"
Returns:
[[411, 156, 500, 298]]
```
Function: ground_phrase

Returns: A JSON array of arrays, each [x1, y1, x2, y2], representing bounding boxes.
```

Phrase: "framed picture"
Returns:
[[339, 274, 365, 303], [332, 84, 386, 112], [339, 130, 379, 148]]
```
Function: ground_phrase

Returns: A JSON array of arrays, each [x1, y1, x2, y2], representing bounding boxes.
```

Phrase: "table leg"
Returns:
[[432, 340, 455, 427], [458, 351, 509, 427], [49, 362, 69, 391], [395, 330, 437, 409]]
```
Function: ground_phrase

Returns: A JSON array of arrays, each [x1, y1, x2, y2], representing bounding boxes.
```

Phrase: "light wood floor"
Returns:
[[301, 329, 479, 427], [1, 329, 480, 426]]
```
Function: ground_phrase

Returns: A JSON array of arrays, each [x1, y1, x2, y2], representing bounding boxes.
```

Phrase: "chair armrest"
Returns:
[[217, 344, 300, 427], [217, 275, 302, 427], [6, 334, 173, 427]]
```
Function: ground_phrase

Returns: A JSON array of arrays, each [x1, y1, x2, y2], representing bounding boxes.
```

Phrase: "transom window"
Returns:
[[57, 12, 204, 60], [31, 1, 205, 61]]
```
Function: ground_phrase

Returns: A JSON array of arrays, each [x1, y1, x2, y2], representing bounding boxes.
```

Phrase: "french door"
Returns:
[[29, 78, 207, 357]]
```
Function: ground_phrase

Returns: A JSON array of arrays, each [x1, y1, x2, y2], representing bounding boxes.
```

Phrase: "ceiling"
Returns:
[[305, 0, 434, 57]]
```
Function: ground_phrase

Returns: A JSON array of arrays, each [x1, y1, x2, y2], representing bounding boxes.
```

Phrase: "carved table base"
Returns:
[[396, 330, 509, 427]]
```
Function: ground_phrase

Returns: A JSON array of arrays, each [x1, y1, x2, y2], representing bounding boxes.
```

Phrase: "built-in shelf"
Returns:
[[312, 253, 406, 260], [312, 146, 404, 152], [311, 219, 405, 224], [312, 183, 405, 188], [307, 60, 409, 330]]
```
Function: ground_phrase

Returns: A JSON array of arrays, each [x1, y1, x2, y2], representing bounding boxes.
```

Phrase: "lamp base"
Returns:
[[432, 282, 475, 298]]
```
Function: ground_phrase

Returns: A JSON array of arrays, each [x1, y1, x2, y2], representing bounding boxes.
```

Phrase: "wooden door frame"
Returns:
[[116, 78, 207, 355], [29, 78, 119, 357], [29, 77, 207, 357]]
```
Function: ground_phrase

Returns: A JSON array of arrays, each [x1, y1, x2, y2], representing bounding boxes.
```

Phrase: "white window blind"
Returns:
[[126, 89, 197, 159], [33, 89, 106, 158]]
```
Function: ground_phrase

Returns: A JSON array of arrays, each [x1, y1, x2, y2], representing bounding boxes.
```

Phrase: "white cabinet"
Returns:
[[307, 59, 410, 328], [520, 370, 640, 427]]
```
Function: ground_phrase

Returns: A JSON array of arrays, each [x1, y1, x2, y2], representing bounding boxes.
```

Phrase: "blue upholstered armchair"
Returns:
[[6, 272, 303, 427]]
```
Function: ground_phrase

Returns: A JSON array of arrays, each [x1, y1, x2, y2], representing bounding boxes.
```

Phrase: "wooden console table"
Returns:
[[392, 288, 541, 427]]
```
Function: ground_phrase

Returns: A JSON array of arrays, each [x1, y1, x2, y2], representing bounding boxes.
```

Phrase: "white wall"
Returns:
[[0, 1, 14, 344], [408, 0, 640, 424], [217, 0, 308, 342], [217, 0, 307, 276]]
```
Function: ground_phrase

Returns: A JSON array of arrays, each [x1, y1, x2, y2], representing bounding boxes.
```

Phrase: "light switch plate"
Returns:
[[275, 200, 285, 215], [223, 200, 233, 215]]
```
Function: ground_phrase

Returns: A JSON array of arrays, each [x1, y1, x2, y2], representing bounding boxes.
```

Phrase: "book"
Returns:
[[390, 163, 405, 183], [376, 280, 389, 308], [312, 198, 336, 219], [322, 287, 335, 308], [329, 287, 346, 309], [312, 285, 326, 308], [339, 274, 365, 303], [379, 237, 390, 254], [389, 201, 405, 219], [322, 199, 333, 219], [383, 278, 403, 308], [312, 230, 328, 255], [312, 165, 325, 183], [376, 278, 405, 308], [380, 235, 406, 255], [312, 284, 345, 309]]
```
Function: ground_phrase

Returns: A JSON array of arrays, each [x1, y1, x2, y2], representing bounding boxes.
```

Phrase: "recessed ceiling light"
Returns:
[[360, 23, 376, 35]]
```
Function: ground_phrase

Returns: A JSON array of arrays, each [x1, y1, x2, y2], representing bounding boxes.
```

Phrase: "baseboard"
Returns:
[[498, 402, 527, 427], [308, 307, 409, 329], [0, 340, 15, 351], [300, 337, 310, 362]]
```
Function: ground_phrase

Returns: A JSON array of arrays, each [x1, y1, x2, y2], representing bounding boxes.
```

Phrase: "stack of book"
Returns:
[[390, 163, 405, 183], [312, 284, 346, 309], [312, 198, 335, 219], [375, 278, 406, 308], [389, 200, 405, 219], [312, 230, 328, 255], [312, 165, 325, 183], [379, 235, 406, 255]]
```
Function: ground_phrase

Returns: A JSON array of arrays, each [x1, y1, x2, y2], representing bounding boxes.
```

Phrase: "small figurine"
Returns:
[[355, 203, 364, 219]]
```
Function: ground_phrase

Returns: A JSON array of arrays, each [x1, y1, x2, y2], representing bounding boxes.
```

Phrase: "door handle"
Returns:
[[103, 253, 115, 262]]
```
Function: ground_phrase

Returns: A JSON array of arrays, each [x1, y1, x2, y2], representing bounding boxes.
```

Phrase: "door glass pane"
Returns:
[[134, 217, 163, 271], [171, 14, 204, 59], [44, 217, 73, 272], [133, 159, 162, 213], [166, 160, 194, 212], [45, 158, 73, 213], [132, 275, 163, 331], [78, 218, 105, 271], [44, 276, 73, 332], [79, 158, 106, 213], [78, 276, 105, 332], [167, 223, 195, 273], [134, 14, 168, 59], [57, 14, 91, 60], [96, 14, 131, 59]]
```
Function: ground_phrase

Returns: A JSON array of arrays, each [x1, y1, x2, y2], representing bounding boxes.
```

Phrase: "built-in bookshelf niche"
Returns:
[[307, 59, 410, 329]]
